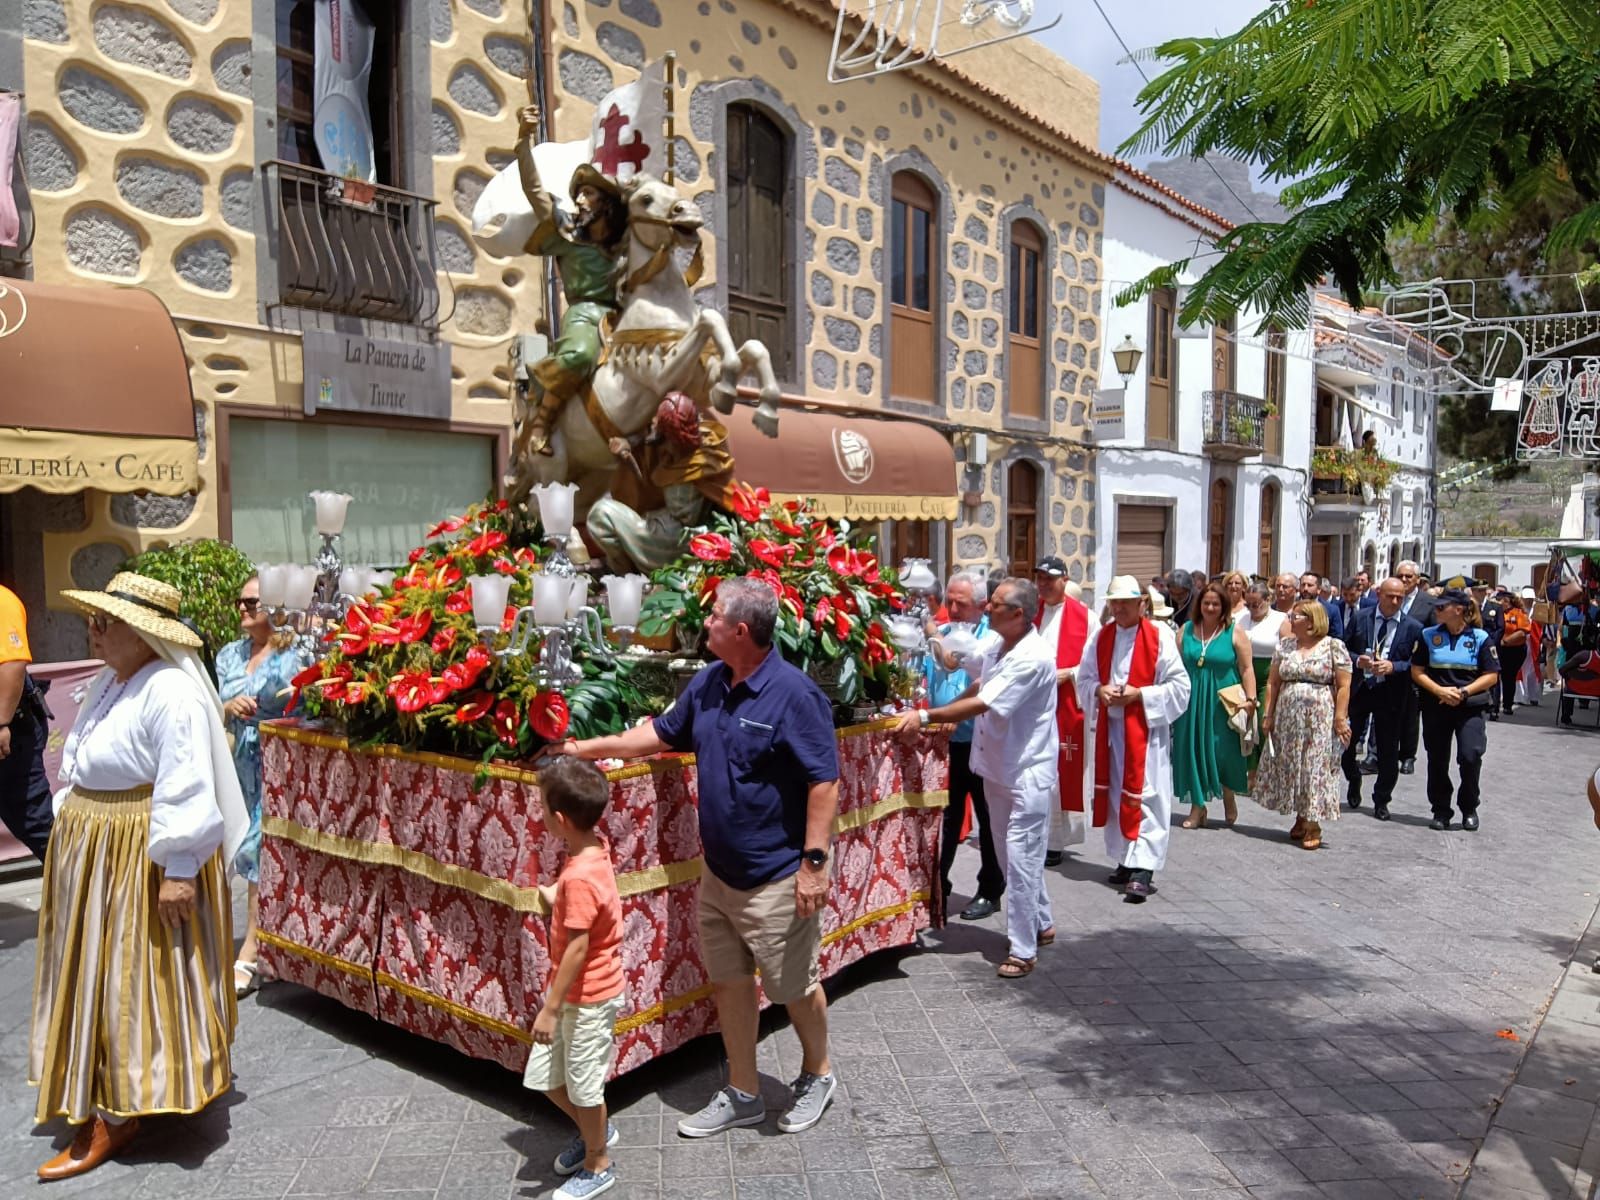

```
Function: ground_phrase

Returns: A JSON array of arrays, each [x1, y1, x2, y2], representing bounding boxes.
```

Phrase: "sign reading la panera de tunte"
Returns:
[[302, 330, 452, 420], [0, 429, 198, 496]]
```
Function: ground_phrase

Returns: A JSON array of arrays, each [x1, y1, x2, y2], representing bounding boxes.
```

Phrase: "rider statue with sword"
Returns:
[[514, 103, 630, 458]]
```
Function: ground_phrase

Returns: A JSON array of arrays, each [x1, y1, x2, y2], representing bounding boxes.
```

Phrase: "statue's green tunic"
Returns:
[[525, 220, 624, 396]]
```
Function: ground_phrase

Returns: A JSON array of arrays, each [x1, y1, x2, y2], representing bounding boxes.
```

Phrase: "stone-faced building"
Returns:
[[1, 0, 1108, 658]]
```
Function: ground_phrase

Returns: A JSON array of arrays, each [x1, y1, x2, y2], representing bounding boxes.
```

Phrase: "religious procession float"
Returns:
[[256, 66, 951, 1076]]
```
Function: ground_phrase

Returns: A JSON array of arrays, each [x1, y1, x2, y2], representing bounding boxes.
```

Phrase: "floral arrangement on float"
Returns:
[[290, 500, 647, 762], [638, 483, 907, 710]]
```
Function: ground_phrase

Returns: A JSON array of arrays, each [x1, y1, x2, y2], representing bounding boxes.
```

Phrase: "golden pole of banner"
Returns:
[[664, 51, 677, 186]]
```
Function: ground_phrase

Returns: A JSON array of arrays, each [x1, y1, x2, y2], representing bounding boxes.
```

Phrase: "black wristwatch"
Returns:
[[802, 847, 829, 869]]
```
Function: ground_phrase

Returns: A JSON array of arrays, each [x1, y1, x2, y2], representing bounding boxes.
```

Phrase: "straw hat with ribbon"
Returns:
[[61, 572, 202, 649], [1103, 575, 1146, 602]]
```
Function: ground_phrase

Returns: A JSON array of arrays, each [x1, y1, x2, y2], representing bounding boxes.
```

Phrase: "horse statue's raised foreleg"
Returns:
[[734, 339, 782, 438], [689, 309, 745, 416]]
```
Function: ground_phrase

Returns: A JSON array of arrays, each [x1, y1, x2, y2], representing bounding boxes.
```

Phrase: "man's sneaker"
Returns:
[[677, 1087, 766, 1138], [553, 1123, 619, 1176], [776, 1072, 837, 1133], [554, 1166, 616, 1199]]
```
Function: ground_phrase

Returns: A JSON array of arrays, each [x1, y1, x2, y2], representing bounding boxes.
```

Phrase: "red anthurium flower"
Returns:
[[856, 553, 881, 582], [430, 561, 463, 589], [826, 545, 852, 576], [784, 500, 800, 513], [492, 698, 521, 746], [528, 691, 570, 741], [748, 537, 794, 568], [407, 546, 429, 564], [431, 626, 459, 654], [455, 691, 494, 723], [425, 677, 451, 705], [386, 669, 435, 713], [501, 603, 517, 632], [290, 662, 326, 688], [466, 528, 508, 558], [689, 531, 734, 562], [493, 498, 510, 512], [728, 482, 771, 523], [699, 575, 724, 605], [813, 596, 833, 628], [514, 546, 539, 565], [493, 557, 517, 575], [773, 517, 804, 537], [428, 515, 468, 538], [445, 587, 473, 614], [396, 610, 434, 643], [465, 645, 493, 676], [441, 661, 475, 692], [833, 608, 853, 640]]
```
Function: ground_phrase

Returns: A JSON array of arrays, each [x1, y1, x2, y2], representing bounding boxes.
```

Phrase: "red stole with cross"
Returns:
[[1036, 596, 1090, 815], [1093, 619, 1160, 841]]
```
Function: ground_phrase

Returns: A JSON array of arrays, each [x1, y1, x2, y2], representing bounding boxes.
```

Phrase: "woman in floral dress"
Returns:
[[1255, 600, 1353, 850], [216, 576, 310, 995]]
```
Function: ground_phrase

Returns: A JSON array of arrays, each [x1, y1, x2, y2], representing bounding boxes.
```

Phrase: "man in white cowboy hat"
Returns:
[[28, 572, 248, 1180], [1076, 575, 1191, 902]]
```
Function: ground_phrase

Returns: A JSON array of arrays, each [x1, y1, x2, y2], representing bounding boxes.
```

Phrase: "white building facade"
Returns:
[[1092, 168, 1313, 592], [1309, 297, 1440, 582]]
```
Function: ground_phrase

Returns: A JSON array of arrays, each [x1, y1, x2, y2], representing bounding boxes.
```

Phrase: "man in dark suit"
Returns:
[[1355, 569, 1378, 610], [1394, 560, 1435, 772], [1334, 577, 1365, 637], [1300, 572, 1345, 639], [1342, 577, 1424, 820], [1473, 580, 1505, 720]]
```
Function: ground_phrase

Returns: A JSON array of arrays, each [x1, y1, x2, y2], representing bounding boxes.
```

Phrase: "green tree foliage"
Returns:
[[121, 539, 255, 654], [1119, 0, 1600, 332]]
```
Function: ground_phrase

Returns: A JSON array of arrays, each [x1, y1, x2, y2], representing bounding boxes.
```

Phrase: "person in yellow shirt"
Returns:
[[0, 584, 54, 860]]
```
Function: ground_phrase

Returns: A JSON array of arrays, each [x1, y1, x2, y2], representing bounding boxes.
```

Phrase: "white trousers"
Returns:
[[984, 778, 1054, 960], [1102, 786, 1172, 872]]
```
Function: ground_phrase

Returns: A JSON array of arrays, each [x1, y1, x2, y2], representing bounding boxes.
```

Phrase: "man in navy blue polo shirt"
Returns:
[[559, 577, 842, 1139]]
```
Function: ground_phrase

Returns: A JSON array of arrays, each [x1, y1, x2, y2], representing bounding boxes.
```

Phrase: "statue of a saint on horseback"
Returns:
[[512, 104, 627, 459]]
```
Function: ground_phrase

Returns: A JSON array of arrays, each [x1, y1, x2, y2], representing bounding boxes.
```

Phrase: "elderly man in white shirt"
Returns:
[[1076, 575, 1191, 902], [899, 576, 1058, 978]]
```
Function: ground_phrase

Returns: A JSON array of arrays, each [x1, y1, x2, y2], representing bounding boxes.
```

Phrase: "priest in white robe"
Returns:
[[1076, 575, 1190, 901]]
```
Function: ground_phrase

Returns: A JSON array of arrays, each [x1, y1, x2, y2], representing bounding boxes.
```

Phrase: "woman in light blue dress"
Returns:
[[216, 575, 309, 996]]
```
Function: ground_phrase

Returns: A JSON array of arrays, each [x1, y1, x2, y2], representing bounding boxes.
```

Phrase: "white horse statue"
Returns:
[[507, 175, 782, 517]]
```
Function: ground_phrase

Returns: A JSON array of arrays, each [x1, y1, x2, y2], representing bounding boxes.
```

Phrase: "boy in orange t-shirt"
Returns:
[[524, 755, 625, 1200]]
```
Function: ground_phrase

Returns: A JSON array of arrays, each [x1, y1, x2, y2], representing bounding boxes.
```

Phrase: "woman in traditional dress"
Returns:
[[1515, 587, 1544, 706], [1173, 584, 1254, 829], [217, 574, 310, 997], [30, 572, 247, 1180], [1236, 582, 1289, 773], [1255, 600, 1353, 850]]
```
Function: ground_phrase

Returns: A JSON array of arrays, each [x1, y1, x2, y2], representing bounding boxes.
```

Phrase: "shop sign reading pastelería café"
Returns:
[[302, 329, 453, 420]]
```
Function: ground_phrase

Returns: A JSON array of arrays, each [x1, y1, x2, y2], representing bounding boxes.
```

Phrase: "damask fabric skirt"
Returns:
[[29, 786, 236, 1125]]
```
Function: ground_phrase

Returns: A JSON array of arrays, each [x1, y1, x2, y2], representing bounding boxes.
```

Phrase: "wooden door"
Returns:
[[1310, 535, 1334, 580], [1006, 460, 1039, 575], [1146, 288, 1175, 443], [1007, 223, 1044, 420], [1257, 483, 1278, 578], [1208, 479, 1232, 576], [890, 173, 936, 402], [726, 105, 791, 379]]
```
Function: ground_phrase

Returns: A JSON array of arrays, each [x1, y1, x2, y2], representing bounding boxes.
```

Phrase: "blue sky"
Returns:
[[1033, 0, 1268, 162]]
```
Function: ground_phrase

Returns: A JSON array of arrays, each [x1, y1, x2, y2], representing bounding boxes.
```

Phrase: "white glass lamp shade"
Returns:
[[531, 481, 579, 539], [900, 557, 935, 592], [285, 565, 319, 609], [468, 574, 514, 628], [337, 567, 363, 598], [532, 573, 571, 626], [566, 576, 590, 620], [310, 491, 354, 536], [257, 564, 288, 608], [603, 574, 646, 628]]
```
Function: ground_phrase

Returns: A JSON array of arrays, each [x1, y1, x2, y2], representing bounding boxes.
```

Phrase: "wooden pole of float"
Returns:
[[664, 51, 676, 186]]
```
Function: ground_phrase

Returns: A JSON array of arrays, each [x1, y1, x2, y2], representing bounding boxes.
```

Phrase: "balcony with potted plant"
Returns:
[[1310, 445, 1397, 510], [1201, 390, 1270, 460]]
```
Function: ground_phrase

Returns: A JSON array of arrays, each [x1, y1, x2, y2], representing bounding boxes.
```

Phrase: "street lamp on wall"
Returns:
[[1112, 335, 1143, 384]]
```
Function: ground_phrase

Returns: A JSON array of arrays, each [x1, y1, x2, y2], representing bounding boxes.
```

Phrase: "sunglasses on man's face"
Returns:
[[237, 598, 261, 613], [88, 614, 124, 634]]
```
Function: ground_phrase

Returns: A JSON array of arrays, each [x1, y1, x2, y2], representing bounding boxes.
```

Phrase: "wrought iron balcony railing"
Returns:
[[1201, 390, 1267, 459], [267, 160, 441, 329]]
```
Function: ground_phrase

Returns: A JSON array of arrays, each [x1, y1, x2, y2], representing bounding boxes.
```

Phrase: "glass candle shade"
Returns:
[[531, 482, 579, 539], [532, 573, 571, 626], [310, 491, 354, 536], [257, 564, 288, 608], [602, 573, 647, 628], [468, 574, 514, 629]]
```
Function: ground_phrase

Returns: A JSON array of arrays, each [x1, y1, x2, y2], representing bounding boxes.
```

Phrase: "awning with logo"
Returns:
[[0, 279, 198, 495], [722, 405, 959, 521]]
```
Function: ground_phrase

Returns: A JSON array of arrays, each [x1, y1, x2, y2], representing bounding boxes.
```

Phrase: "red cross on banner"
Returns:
[[586, 59, 668, 182], [594, 105, 650, 176]]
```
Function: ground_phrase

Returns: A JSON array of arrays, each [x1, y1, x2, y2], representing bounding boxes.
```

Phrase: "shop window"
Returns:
[[227, 418, 495, 566], [890, 172, 937, 403], [1208, 478, 1232, 576], [1264, 327, 1286, 457], [1005, 460, 1039, 575], [1006, 220, 1045, 421], [884, 519, 944, 575], [272, 1, 439, 326], [1145, 287, 1176, 444], [725, 104, 793, 381], [1258, 482, 1279, 578]]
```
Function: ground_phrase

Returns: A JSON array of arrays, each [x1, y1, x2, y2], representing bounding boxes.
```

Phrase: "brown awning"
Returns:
[[1, 278, 198, 495], [723, 405, 958, 521]]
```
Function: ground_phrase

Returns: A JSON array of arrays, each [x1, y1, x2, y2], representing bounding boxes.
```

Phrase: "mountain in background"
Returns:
[[1140, 155, 1289, 225]]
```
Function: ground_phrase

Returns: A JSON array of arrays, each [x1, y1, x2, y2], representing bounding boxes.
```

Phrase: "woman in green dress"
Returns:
[[1174, 583, 1257, 828]]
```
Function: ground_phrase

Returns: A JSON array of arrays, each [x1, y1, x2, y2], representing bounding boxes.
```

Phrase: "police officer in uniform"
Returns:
[[1411, 588, 1500, 832]]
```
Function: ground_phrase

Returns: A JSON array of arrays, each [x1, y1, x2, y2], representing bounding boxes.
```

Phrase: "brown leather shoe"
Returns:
[[38, 1115, 140, 1181]]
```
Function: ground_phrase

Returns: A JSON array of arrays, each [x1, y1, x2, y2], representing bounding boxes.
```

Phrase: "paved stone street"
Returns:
[[1, 705, 1598, 1199]]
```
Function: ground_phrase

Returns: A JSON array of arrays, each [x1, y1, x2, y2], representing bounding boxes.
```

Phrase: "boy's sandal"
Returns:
[[997, 956, 1035, 979], [1037, 927, 1056, 947], [234, 960, 259, 998]]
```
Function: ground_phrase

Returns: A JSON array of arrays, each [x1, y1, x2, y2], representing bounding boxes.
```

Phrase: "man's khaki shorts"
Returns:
[[697, 869, 822, 1005], [522, 993, 625, 1108]]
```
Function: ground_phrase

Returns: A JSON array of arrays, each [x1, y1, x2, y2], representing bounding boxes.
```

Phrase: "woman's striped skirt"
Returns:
[[29, 786, 236, 1124]]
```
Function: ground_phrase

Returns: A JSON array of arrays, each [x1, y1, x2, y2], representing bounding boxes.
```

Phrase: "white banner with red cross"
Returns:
[[471, 59, 670, 258]]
